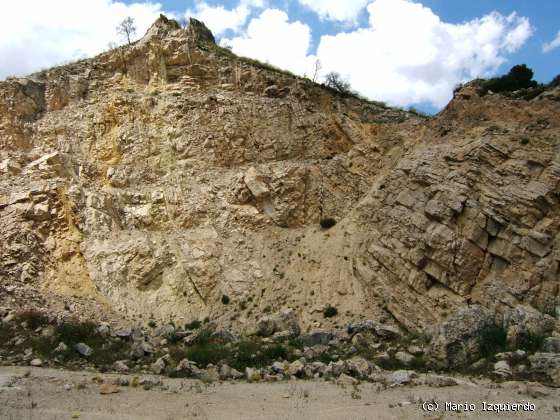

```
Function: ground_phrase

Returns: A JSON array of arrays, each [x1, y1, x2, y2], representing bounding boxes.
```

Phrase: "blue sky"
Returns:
[[138, 0, 560, 82], [1, 1, 559, 112]]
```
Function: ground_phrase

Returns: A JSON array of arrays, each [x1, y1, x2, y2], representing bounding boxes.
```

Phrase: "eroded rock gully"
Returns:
[[1, 16, 559, 339]]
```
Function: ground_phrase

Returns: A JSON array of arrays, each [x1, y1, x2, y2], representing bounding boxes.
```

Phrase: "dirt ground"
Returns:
[[1, 366, 559, 420]]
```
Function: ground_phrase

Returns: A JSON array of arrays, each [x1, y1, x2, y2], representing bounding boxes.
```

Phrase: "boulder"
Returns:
[[176, 359, 203, 377], [0, 374, 16, 388], [130, 341, 147, 358], [203, 366, 220, 382], [97, 323, 111, 337], [347, 320, 401, 340], [53, 342, 68, 353], [219, 364, 243, 380], [422, 374, 459, 387], [542, 337, 560, 353], [154, 324, 175, 338], [245, 367, 261, 382], [329, 360, 346, 377], [345, 357, 372, 378], [337, 373, 359, 386], [300, 330, 332, 347], [244, 167, 269, 199], [211, 329, 238, 343], [503, 305, 555, 347], [287, 360, 305, 377], [493, 360, 512, 378], [347, 320, 376, 335], [256, 317, 276, 337], [74, 342, 93, 357], [528, 353, 560, 372], [429, 305, 495, 369], [113, 361, 129, 373], [151, 357, 166, 374], [26, 202, 50, 221], [495, 350, 527, 363], [115, 328, 132, 339], [375, 324, 401, 340], [271, 361, 287, 374], [256, 309, 300, 337], [230, 367, 244, 380], [407, 345, 424, 356], [263, 85, 279, 98], [351, 333, 372, 348], [310, 361, 327, 376], [303, 344, 329, 359], [390, 370, 416, 385]]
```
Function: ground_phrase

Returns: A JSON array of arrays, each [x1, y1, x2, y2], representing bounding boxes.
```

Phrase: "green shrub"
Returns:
[[479, 325, 507, 358], [57, 322, 97, 345], [323, 306, 338, 318], [320, 218, 337, 229], [515, 332, 546, 352], [232, 341, 289, 370], [520, 86, 546, 100], [16, 310, 49, 329], [408, 107, 429, 118], [185, 320, 202, 330], [0, 322, 11, 340], [410, 355, 427, 370], [221, 294, 230, 305], [549, 74, 560, 88], [482, 64, 539, 94], [183, 342, 229, 367], [88, 340, 130, 367]]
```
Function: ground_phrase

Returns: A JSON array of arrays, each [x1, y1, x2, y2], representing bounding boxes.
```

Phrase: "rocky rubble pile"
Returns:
[[1, 307, 559, 387]]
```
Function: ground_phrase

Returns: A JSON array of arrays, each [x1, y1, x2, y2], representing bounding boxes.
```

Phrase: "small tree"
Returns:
[[324, 72, 352, 95], [116, 16, 136, 45], [483, 64, 538, 93], [312, 59, 322, 83], [508, 64, 534, 86]]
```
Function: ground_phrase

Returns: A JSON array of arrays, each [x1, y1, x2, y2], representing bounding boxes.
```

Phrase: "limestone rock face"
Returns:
[[0, 17, 559, 334]]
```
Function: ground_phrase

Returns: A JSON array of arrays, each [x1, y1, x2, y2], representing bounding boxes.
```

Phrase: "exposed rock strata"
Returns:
[[0, 16, 559, 336]]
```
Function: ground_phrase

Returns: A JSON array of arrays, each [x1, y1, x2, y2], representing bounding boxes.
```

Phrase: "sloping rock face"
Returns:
[[0, 16, 559, 333]]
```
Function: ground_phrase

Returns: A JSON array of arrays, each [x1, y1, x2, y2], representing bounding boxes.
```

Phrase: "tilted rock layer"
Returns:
[[1, 16, 559, 333]]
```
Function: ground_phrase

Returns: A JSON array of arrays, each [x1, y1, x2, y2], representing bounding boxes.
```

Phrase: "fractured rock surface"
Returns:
[[0, 16, 559, 334]]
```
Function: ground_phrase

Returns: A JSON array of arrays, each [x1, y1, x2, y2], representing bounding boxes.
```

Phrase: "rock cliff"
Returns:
[[1, 16, 559, 335]]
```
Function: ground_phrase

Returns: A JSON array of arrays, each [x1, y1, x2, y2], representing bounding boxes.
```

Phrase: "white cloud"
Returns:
[[185, 2, 254, 36], [298, 0, 370, 22], [543, 30, 560, 53], [222, 0, 531, 108], [0, 0, 165, 80], [315, 0, 533, 107], [223, 9, 317, 76]]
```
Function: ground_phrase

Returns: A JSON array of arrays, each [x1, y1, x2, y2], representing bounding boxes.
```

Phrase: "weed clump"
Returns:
[[323, 305, 338, 318], [479, 325, 507, 358], [515, 332, 546, 353], [185, 320, 202, 330], [320, 218, 337, 229], [16, 310, 49, 329]]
